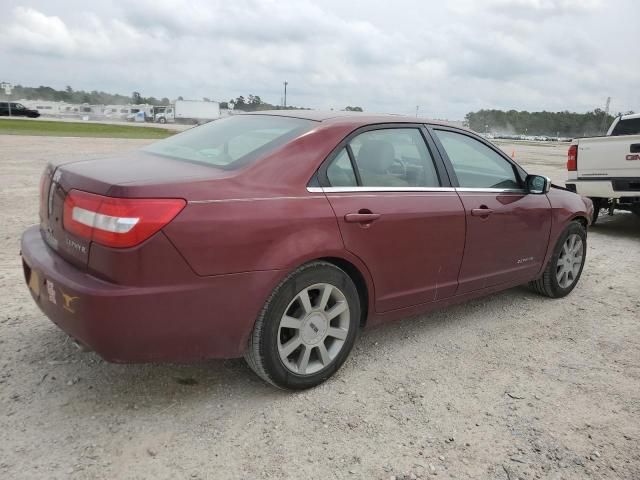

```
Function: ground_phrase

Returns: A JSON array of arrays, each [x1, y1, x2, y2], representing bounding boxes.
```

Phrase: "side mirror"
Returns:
[[526, 174, 551, 194]]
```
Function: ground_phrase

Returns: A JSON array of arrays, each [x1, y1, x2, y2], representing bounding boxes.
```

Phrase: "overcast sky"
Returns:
[[1, 0, 638, 119]]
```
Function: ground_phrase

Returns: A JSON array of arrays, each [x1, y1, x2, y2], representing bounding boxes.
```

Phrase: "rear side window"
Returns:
[[434, 130, 521, 189], [325, 128, 440, 188], [611, 118, 640, 136], [327, 149, 357, 187], [144, 115, 314, 169]]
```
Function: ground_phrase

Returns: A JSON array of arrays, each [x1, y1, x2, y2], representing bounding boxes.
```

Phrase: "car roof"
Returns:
[[243, 109, 464, 129]]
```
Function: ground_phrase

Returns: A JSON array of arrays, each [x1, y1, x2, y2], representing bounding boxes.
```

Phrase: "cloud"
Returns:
[[2, 6, 164, 59], [453, 0, 603, 18], [0, 0, 637, 118], [4, 7, 75, 56]]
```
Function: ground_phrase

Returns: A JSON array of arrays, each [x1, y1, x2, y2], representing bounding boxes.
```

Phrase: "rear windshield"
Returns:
[[611, 118, 640, 136], [143, 115, 315, 169]]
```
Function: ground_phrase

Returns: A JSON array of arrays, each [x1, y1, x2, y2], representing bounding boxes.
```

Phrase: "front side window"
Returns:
[[325, 128, 440, 188], [434, 130, 521, 189], [144, 115, 314, 169]]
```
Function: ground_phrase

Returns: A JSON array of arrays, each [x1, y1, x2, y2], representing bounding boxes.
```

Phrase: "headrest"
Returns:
[[356, 139, 395, 173]]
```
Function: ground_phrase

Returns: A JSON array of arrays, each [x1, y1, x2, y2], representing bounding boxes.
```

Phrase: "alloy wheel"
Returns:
[[556, 233, 584, 288], [277, 283, 350, 375]]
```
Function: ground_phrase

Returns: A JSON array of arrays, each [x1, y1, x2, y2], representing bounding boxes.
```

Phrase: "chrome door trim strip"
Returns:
[[308, 186, 526, 194], [455, 188, 526, 193], [307, 186, 457, 193]]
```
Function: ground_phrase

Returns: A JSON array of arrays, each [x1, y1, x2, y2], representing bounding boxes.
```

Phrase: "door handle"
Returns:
[[344, 212, 381, 223], [471, 206, 494, 216], [630, 143, 640, 153]]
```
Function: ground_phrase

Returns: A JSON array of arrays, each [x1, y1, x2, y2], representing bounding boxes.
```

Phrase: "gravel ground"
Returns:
[[1, 135, 639, 480]]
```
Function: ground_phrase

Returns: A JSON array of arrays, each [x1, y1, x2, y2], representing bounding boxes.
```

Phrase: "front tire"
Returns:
[[529, 222, 586, 298], [245, 262, 360, 390]]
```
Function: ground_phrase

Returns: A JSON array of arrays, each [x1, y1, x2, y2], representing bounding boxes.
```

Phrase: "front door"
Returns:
[[431, 128, 552, 293], [318, 126, 466, 312]]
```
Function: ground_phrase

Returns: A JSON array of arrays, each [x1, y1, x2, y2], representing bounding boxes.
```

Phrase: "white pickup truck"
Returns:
[[565, 113, 640, 223]]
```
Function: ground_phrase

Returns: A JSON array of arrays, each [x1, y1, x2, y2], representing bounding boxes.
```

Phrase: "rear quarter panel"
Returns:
[[164, 195, 346, 276]]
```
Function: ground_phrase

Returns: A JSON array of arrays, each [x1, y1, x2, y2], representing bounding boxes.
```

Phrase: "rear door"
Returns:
[[316, 125, 466, 313], [430, 127, 551, 294]]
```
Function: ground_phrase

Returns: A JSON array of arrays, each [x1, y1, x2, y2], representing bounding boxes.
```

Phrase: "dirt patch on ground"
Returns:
[[1, 135, 638, 479]]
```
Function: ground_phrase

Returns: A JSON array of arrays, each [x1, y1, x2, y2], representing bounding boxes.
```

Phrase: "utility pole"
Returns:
[[283, 81, 288, 108], [1, 82, 12, 116], [416, 105, 419, 118], [601, 96, 611, 134]]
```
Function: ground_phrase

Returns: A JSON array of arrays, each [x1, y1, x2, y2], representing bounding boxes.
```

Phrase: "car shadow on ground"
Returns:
[[28, 285, 539, 414], [591, 211, 640, 239]]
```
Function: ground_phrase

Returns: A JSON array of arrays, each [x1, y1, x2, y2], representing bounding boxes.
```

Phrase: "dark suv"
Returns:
[[0, 102, 40, 117]]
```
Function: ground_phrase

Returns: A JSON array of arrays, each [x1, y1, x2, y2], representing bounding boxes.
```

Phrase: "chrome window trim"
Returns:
[[307, 186, 456, 193], [307, 186, 527, 194], [455, 187, 526, 193]]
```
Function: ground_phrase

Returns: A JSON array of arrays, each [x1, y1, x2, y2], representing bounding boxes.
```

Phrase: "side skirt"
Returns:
[[367, 274, 533, 328]]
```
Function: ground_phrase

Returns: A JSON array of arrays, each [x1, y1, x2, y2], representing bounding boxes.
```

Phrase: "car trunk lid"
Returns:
[[40, 151, 234, 270]]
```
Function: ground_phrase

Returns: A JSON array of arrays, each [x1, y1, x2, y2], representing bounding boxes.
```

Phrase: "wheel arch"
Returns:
[[570, 214, 589, 229], [267, 251, 375, 329], [319, 256, 371, 327]]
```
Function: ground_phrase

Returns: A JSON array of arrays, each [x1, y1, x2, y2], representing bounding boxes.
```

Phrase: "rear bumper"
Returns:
[[20, 225, 281, 362], [566, 178, 640, 198]]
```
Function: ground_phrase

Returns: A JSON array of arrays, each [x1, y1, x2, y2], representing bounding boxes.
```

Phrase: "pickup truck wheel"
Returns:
[[245, 261, 360, 390], [589, 198, 601, 225], [529, 222, 586, 298]]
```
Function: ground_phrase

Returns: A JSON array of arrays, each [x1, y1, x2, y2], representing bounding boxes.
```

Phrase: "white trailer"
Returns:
[[156, 100, 220, 124]]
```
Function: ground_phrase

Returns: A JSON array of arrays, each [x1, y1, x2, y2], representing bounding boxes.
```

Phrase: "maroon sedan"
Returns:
[[21, 111, 592, 389]]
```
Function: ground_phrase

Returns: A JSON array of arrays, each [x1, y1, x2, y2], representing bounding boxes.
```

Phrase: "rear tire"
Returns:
[[529, 222, 586, 298], [589, 198, 601, 225], [245, 261, 360, 390]]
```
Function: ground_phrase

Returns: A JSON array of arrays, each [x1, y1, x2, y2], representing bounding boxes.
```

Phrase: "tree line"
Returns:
[[1, 84, 171, 106], [0, 83, 364, 112], [10, 83, 627, 136], [464, 109, 634, 137], [221, 94, 362, 112], [220, 94, 307, 111]]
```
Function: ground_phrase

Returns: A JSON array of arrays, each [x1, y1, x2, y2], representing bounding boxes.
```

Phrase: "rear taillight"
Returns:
[[63, 190, 185, 248], [567, 144, 578, 171]]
